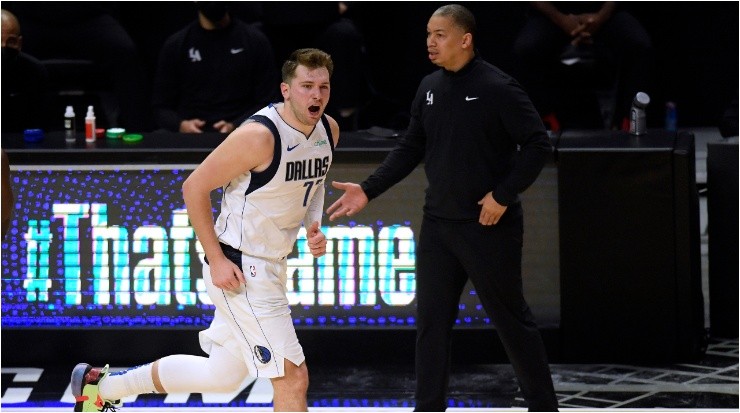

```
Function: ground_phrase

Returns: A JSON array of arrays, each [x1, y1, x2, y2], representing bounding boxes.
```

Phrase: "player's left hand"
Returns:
[[306, 221, 327, 258], [477, 192, 507, 226]]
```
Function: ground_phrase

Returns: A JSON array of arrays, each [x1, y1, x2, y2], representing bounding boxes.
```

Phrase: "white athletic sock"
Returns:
[[99, 362, 156, 401], [99, 345, 248, 399], [158, 346, 249, 393]]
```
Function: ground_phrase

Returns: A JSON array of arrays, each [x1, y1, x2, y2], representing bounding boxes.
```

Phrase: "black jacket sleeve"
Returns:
[[152, 29, 186, 132], [492, 78, 552, 206]]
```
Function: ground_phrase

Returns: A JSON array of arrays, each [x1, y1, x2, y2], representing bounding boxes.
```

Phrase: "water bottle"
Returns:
[[665, 101, 677, 132], [629, 92, 650, 136], [64, 106, 76, 143]]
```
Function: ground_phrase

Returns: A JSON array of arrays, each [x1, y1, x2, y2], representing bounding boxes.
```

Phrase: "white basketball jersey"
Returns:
[[213, 103, 334, 259]]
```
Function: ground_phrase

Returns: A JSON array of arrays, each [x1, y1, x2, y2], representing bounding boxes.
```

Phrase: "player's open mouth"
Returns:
[[308, 105, 320, 114]]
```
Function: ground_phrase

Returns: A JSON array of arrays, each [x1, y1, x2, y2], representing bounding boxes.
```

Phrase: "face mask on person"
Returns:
[[1, 46, 19, 62], [197, 2, 229, 23]]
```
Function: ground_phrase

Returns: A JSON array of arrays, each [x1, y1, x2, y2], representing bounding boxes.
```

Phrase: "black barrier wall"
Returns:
[[557, 130, 706, 363], [707, 139, 739, 338]]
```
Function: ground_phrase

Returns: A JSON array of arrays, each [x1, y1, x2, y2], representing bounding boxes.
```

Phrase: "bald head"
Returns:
[[1, 9, 22, 50]]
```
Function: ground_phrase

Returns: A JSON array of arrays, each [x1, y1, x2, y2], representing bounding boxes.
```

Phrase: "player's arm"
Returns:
[[302, 115, 339, 257], [182, 122, 274, 290], [304, 115, 340, 226]]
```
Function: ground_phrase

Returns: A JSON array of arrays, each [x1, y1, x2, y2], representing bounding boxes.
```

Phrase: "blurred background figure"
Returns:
[[719, 96, 738, 138], [3, 1, 153, 131], [1, 8, 51, 133], [512, 1, 654, 132], [259, 2, 371, 131], [151, 1, 279, 134]]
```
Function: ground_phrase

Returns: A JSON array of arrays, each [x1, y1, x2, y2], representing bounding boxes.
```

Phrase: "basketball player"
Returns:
[[71, 48, 338, 412], [326, 5, 559, 411]]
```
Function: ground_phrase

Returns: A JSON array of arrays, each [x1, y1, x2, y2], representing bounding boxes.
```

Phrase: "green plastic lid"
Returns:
[[122, 133, 143, 142]]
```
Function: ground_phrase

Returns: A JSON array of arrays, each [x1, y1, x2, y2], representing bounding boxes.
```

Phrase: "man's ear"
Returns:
[[462, 32, 473, 49]]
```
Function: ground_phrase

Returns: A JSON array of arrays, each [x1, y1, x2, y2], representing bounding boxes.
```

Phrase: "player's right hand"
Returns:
[[209, 256, 246, 291]]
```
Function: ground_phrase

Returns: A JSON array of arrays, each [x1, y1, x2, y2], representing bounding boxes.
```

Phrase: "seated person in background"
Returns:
[[152, 1, 280, 134], [512, 2, 653, 131], [1, 8, 51, 133], [4, 2, 153, 131]]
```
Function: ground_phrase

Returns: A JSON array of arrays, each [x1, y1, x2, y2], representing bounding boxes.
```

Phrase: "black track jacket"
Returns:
[[361, 55, 552, 221]]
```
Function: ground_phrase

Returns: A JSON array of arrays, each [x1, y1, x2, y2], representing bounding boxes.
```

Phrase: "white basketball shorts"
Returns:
[[199, 250, 305, 378]]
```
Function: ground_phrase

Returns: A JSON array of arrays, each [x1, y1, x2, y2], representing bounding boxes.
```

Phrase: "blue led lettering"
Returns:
[[21, 203, 418, 322], [133, 226, 170, 305], [378, 226, 416, 306], [287, 225, 416, 306], [53, 203, 90, 305], [23, 219, 52, 302], [91, 203, 129, 305], [171, 209, 196, 306]]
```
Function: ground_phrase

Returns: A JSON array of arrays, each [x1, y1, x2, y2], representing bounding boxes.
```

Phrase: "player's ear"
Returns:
[[280, 82, 289, 99]]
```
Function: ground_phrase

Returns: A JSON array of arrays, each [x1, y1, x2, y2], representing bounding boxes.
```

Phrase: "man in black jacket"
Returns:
[[1, 8, 51, 133], [327, 4, 558, 411], [152, 2, 280, 134]]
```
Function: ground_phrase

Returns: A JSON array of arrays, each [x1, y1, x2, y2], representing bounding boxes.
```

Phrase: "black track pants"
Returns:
[[413, 208, 558, 411]]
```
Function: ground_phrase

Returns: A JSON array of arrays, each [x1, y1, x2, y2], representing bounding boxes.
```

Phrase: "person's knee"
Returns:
[[288, 362, 309, 392], [274, 361, 309, 395]]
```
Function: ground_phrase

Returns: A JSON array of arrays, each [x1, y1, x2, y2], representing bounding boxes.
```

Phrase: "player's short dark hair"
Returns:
[[281, 48, 334, 83]]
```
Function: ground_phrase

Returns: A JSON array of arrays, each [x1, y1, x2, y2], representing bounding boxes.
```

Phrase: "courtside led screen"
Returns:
[[1, 164, 559, 329]]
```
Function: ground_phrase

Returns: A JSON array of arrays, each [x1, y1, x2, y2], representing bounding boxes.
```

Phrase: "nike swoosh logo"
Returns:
[[230, 48, 244, 54], [287, 143, 300, 151], [465, 96, 479, 101]]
